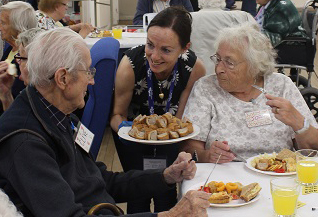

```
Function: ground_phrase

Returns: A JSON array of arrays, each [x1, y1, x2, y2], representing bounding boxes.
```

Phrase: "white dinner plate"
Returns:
[[188, 182, 261, 208], [118, 124, 200, 145], [245, 154, 297, 176]]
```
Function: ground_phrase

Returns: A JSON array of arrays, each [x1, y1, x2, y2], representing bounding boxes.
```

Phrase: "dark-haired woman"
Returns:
[[110, 6, 206, 214]]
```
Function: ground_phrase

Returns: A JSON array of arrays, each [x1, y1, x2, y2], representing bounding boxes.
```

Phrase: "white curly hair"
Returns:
[[0, 189, 23, 217]]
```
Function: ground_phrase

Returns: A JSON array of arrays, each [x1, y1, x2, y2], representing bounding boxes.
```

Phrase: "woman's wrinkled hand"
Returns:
[[159, 190, 210, 217], [163, 152, 197, 184], [265, 94, 304, 131], [207, 140, 235, 163]]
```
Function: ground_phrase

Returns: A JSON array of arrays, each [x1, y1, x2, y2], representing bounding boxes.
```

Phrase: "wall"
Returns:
[[119, 0, 137, 20]]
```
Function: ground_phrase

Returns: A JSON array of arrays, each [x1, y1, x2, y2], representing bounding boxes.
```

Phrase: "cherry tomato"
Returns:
[[274, 168, 285, 173]]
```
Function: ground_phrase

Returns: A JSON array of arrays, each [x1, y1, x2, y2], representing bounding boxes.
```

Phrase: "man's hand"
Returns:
[[158, 190, 210, 217], [163, 152, 196, 184]]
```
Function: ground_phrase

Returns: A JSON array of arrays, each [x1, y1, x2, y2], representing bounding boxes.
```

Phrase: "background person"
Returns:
[[133, 0, 194, 25], [254, 0, 305, 47], [36, 0, 94, 38], [181, 23, 318, 164], [0, 28, 210, 217], [191, 0, 256, 75], [111, 7, 206, 214], [0, 1, 37, 115]]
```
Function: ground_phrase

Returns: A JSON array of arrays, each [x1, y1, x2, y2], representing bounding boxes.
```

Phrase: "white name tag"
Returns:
[[143, 157, 167, 170], [74, 122, 94, 153], [245, 109, 272, 128]]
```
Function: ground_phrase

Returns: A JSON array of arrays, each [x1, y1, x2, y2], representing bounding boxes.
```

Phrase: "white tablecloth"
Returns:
[[181, 162, 318, 217], [84, 32, 147, 49]]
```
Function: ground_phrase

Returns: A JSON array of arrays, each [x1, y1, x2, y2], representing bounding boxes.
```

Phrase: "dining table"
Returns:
[[181, 162, 318, 217], [84, 32, 147, 49]]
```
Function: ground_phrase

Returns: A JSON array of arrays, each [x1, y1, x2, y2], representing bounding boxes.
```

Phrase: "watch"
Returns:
[[295, 117, 310, 134]]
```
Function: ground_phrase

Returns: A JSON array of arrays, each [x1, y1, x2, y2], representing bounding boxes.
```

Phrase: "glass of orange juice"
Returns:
[[112, 26, 123, 39], [271, 177, 300, 217], [296, 149, 318, 186]]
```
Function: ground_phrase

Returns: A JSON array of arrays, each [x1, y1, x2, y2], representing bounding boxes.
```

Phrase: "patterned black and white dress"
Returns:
[[124, 45, 197, 120]]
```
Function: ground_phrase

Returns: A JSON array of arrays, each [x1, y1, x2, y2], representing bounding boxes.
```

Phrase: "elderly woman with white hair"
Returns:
[[0, 1, 37, 115], [181, 23, 318, 163]]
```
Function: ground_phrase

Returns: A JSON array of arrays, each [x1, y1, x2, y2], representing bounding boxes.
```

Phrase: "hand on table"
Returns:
[[163, 152, 197, 184], [159, 190, 210, 217], [207, 140, 235, 163], [265, 94, 304, 131]]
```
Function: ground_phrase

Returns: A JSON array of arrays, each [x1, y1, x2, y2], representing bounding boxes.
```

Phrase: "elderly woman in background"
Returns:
[[111, 7, 205, 214], [0, 1, 37, 115], [181, 23, 318, 164], [133, 0, 194, 25], [255, 0, 305, 48], [36, 0, 94, 38]]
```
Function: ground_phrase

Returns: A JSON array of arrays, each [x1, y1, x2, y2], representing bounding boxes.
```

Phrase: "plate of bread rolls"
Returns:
[[195, 180, 262, 207], [118, 113, 200, 145]]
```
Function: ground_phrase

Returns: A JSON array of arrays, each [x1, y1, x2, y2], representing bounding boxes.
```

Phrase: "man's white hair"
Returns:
[[0, 1, 37, 34], [0, 189, 23, 217], [198, 0, 225, 9], [27, 28, 88, 87], [214, 23, 277, 78]]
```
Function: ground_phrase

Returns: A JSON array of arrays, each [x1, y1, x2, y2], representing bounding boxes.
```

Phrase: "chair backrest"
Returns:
[[301, 0, 318, 43], [143, 13, 157, 31], [190, 10, 257, 75], [81, 37, 120, 160]]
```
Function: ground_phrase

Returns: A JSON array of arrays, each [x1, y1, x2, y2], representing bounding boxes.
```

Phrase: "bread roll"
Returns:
[[147, 130, 157, 140], [156, 116, 167, 128], [177, 127, 189, 137], [135, 131, 145, 140], [128, 126, 138, 138], [157, 132, 169, 140]]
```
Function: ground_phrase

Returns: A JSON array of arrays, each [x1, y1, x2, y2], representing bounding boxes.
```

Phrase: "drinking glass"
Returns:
[[112, 26, 123, 39], [296, 149, 318, 185], [270, 177, 300, 217]]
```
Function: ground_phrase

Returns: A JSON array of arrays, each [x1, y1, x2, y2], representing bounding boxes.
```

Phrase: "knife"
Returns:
[[201, 153, 222, 190], [229, 150, 247, 163]]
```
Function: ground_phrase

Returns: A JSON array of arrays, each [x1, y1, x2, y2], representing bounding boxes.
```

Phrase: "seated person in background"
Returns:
[[0, 28, 210, 217], [191, 0, 256, 75], [255, 0, 306, 47], [133, 0, 194, 25], [36, 0, 95, 38], [111, 7, 206, 214], [181, 23, 318, 164], [0, 1, 38, 115]]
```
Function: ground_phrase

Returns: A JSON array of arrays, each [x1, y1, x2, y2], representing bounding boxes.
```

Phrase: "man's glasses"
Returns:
[[14, 53, 28, 64], [78, 67, 96, 79], [210, 54, 244, 70], [49, 67, 96, 80]]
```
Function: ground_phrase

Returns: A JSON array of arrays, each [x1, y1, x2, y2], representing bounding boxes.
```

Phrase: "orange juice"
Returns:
[[112, 28, 122, 39], [272, 189, 298, 215], [297, 160, 318, 184]]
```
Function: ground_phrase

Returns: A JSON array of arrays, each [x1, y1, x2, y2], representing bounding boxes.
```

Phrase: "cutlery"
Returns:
[[201, 153, 222, 190], [188, 150, 198, 163], [229, 150, 247, 163]]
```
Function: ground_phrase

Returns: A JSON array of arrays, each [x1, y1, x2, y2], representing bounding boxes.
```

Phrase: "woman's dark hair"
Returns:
[[147, 6, 192, 49]]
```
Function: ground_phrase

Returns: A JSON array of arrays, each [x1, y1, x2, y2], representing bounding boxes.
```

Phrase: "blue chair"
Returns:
[[81, 37, 120, 160]]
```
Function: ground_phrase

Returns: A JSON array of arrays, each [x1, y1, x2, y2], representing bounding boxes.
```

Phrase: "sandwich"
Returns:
[[276, 149, 296, 161], [240, 183, 261, 202], [5, 59, 17, 77], [209, 191, 231, 204]]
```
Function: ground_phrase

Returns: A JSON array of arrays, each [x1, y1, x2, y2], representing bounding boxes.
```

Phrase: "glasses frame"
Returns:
[[210, 54, 244, 70], [14, 53, 28, 64], [48, 67, 96, 80]]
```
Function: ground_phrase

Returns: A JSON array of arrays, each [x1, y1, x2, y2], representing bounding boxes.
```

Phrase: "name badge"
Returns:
[[245, 109, 272, 128], [143, 156, 167, 170], [74, 122, 95, 153]]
